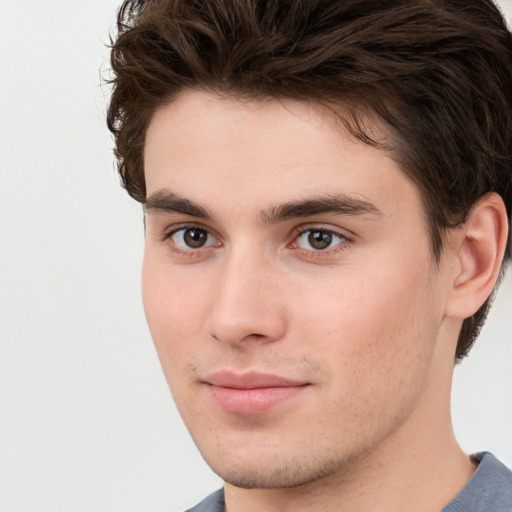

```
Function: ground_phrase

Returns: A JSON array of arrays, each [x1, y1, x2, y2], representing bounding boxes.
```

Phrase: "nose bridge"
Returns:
[[206, 244, 285, 346]]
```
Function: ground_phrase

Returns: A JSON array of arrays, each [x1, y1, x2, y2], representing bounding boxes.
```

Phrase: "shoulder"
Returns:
[[443, 452, 512, 512], [184, 489, 225, 512]]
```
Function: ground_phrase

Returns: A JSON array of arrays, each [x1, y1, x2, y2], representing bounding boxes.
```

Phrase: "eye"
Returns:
[[295, 229, 345, 251], [169, 227, 215, 249]]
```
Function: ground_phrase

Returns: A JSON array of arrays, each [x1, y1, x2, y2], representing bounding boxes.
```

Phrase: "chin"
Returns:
[[201, 449, 351, 490]]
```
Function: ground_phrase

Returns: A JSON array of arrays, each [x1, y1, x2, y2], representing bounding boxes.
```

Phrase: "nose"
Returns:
[[206, 249, 287, 347]]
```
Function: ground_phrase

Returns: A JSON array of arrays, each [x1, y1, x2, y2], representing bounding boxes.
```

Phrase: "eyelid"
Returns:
[[163, 222, 218, 240], [162, 223, 222, 256], [288, 223, 353, 254], [291, 223, 353, 241], [159, 221, 352, 259]]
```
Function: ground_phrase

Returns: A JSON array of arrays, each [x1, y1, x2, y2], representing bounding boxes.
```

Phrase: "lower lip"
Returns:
[[208, 385, 307, 415]]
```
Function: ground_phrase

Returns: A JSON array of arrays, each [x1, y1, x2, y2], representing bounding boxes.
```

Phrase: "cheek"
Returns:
[[293, 255, 441, 387], [141, 256, 215, 408], [141, 253, 211, 363], [287, 264, 441, 443]]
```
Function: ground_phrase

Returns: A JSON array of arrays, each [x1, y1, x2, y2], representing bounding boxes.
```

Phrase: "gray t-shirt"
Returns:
[[442, 452, 512, 512], [186, 452, 512, 512]]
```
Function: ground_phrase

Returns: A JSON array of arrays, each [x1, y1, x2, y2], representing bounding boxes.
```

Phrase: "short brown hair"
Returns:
[[107, 0, 512, 360]]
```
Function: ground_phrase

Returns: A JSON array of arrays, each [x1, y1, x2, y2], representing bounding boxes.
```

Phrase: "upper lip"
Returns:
[[203, 371, 308, 389]]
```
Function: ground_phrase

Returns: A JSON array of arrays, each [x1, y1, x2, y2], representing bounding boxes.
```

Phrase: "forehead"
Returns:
[[144, 90, 421, 221]]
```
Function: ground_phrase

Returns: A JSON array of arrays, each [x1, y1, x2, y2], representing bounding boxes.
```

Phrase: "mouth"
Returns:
[[203, 371, 310, 416]]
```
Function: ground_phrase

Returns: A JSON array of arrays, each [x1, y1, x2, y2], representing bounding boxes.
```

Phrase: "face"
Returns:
[[142, 91, 454, 489]]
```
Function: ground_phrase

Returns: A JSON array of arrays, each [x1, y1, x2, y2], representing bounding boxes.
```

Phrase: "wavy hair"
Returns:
[[108, 0, 512, 359]]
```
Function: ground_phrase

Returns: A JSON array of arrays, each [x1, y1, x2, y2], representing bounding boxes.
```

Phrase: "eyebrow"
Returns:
[[260, 194, 382, 224], [145, 189, 381, 223], [145, 190, 214, 220]]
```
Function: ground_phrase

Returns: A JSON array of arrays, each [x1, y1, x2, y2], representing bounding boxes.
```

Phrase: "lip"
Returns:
[[203, 371, 309, 415]]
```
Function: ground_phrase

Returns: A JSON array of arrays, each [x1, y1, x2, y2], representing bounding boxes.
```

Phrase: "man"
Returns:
[[107, 0, 512, 510]]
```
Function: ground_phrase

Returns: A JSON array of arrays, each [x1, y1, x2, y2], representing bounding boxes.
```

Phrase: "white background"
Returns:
[[0, 1, 511, 510]]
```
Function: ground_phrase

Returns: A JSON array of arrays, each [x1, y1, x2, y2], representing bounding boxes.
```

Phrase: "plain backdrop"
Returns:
[[0, 1, 511, 510]]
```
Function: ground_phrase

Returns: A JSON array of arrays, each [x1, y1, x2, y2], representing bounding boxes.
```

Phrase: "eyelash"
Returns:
[[290, 225, 350, 256], [162, 224, 351, 259], [162, 224, 220, 258]]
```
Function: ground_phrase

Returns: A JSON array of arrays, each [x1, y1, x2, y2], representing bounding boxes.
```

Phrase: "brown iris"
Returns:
[[307, 230, 333, 250], [183, 228, 208, 248]]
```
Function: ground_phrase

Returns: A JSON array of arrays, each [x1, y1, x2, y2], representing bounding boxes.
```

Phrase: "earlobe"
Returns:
[[445, 193, 508, 319]]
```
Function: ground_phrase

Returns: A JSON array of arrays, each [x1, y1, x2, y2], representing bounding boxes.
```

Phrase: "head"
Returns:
[[107, 0, 512, 491], [108, 0, 512, 360]]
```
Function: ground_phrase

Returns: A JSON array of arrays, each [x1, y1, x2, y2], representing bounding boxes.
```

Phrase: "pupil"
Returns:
[[308, 230, 332, 250], [184, 228, 207, 248]]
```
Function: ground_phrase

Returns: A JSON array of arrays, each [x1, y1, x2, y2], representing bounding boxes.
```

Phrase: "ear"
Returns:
[[444, 193, 509, 319]]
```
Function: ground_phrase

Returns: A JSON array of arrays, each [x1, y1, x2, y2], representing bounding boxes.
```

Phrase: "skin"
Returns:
[[141, 90, 500, 512]]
